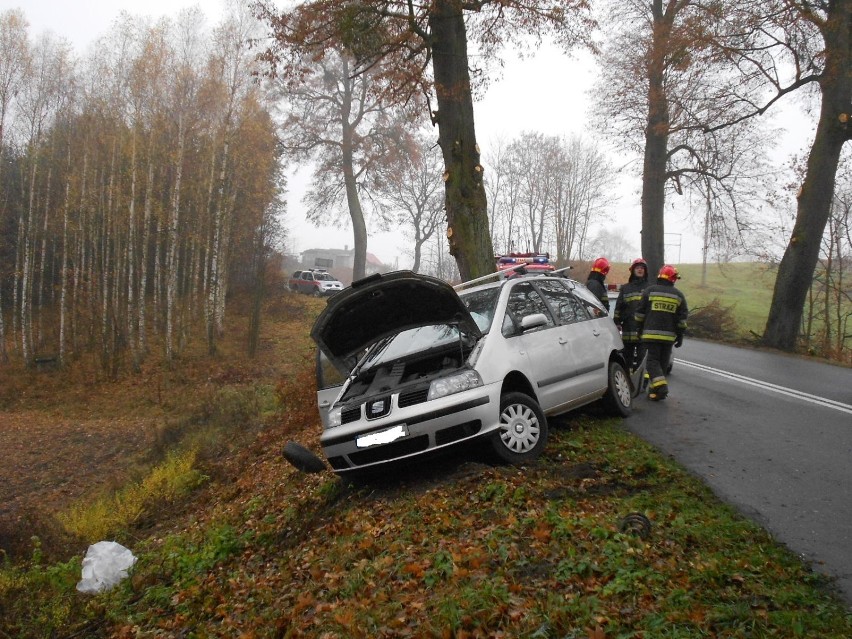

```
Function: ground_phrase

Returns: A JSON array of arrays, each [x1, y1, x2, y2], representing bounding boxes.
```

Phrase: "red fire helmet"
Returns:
[[591, 257, 610, 275], [658, 264, 680, 282]]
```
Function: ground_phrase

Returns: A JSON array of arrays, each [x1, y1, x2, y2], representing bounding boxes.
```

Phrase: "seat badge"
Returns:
[[366, 396, 391, 419]]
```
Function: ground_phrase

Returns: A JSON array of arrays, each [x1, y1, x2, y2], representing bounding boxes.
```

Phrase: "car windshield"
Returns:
[[459, 287, 501, 332], [361, 324, 463, 372], [315, 273, 336, 281]]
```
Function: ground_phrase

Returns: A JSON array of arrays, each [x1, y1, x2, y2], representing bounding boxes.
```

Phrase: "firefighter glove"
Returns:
[[674, 334, 683, 348]]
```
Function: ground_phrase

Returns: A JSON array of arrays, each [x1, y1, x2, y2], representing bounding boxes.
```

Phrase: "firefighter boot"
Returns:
[[648, 379, 668, 401]]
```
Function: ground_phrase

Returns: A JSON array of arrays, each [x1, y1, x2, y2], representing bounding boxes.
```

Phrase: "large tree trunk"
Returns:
[[640, 0, 671, 278], [762, 1, 851, 351], [429, 0, 493, 281], [343, 157, 368, 281], [338, 56, 368, 281], [762, 127, 846, 350]]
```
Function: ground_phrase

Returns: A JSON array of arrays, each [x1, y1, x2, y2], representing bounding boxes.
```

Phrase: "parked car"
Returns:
[[309, 267, 644, 477], [288, 269, 344, 297]]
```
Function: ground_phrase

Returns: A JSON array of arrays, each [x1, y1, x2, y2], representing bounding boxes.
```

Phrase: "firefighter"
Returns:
[[585, 257, 611, 312], [634, 264, 688, 401], [613, 258, 649, 371]]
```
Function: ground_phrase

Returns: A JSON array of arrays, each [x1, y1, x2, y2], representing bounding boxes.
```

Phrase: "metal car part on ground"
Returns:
[[304, 266, 645, 478]]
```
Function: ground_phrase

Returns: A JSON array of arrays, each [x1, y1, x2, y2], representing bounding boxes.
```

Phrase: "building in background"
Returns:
[[292, 246, 389, 285]]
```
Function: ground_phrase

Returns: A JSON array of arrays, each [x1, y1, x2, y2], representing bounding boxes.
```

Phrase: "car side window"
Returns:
[[303, 272, 313, 281], [501, 282, 555, 337], [535, 280, 589, 325]]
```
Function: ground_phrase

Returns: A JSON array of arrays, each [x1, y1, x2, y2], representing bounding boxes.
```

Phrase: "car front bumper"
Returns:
[[320, 381, 502, 473]]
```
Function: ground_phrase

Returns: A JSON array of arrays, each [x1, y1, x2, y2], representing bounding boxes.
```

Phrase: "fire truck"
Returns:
[[495, 252, 556, 274]]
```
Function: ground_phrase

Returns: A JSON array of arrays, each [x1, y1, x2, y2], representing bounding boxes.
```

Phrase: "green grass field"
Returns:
[[673, 262, 778, 339]]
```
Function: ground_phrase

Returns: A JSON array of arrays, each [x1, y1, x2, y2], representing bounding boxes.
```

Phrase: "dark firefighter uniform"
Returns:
[[586, 257, 611, 312], [613, 258, 649, 371], [634, 265, 688, 401]]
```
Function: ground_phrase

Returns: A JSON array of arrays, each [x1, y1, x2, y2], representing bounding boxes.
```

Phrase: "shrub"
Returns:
[[58, 449, 206, 542], [688, 298, 739, 340]]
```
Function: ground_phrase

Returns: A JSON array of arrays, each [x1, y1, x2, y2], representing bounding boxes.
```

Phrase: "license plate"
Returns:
[[356, 424, 408, 448]]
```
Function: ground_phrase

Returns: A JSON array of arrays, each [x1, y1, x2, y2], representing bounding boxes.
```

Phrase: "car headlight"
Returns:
[[327, 406, 342, 428], [427, 369, 483, 401]]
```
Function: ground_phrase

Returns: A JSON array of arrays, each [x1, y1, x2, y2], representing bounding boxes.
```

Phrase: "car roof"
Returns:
[[456, 269, 579, 296]]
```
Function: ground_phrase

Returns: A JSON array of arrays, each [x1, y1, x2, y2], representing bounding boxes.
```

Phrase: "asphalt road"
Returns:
[[624, 339, 852, 606]]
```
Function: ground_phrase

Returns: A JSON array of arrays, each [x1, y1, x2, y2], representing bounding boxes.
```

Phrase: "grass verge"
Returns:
[[3, 414, 850, 638]]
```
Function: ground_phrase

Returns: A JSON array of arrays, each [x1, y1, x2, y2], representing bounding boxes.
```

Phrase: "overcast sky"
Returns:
[[2, 1, 816, 267]]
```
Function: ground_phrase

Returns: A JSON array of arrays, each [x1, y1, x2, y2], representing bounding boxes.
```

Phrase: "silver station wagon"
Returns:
[[310, 268, 643, 477]]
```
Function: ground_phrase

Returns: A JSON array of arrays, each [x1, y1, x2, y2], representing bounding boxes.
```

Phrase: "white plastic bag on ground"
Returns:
[[76, 541, 137, 594]]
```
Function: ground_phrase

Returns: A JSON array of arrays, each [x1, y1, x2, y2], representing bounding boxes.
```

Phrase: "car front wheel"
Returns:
[[490, 392, 548, 464], [604, 360, 632, 417]]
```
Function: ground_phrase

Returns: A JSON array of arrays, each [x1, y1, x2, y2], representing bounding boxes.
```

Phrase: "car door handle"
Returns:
[[319, 400, 331, 408], [558, 337, 568, 345], [592, 329, 600, 337]]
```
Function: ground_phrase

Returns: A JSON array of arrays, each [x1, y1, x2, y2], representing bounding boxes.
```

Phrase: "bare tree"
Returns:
[[485, 132, 613, 263], [372, 132, 444, 274], [0, 9, 31, 362], [594, 0, 771, 277], [806, 154, 852, 359], [15, 32, 73, 365], [710, 0, 852, 351], [0, 7, 281, 373], [273, 49, 415, 281], [257, 0, 595, 280], [554, 136, 614, 264], [585, 228, 636, 263], [205, 3, 264, 354]]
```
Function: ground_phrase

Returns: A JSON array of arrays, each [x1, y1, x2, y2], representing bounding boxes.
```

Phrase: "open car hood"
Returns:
[[310, 271, 482, 375]]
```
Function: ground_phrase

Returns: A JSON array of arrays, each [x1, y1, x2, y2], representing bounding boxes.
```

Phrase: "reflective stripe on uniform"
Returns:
[[648, 293, 681, 314], [640, 329, 676, 342]]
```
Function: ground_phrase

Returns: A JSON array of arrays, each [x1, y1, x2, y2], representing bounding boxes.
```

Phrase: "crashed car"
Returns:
[[309, 268, 643, 477]]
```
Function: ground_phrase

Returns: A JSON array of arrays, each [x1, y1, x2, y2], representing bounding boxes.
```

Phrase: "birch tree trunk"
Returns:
[[139, 155, 154, 354], [59, 155, 71, 365], [166, 113, 185, 363], [21, 158, 38, 365], [127, 128, 140, 370]]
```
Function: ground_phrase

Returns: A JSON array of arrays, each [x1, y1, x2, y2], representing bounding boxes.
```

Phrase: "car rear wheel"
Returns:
[[604, 360, 632, 417], [490, 392, 548, 464], [312, 289, 322, 297]]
